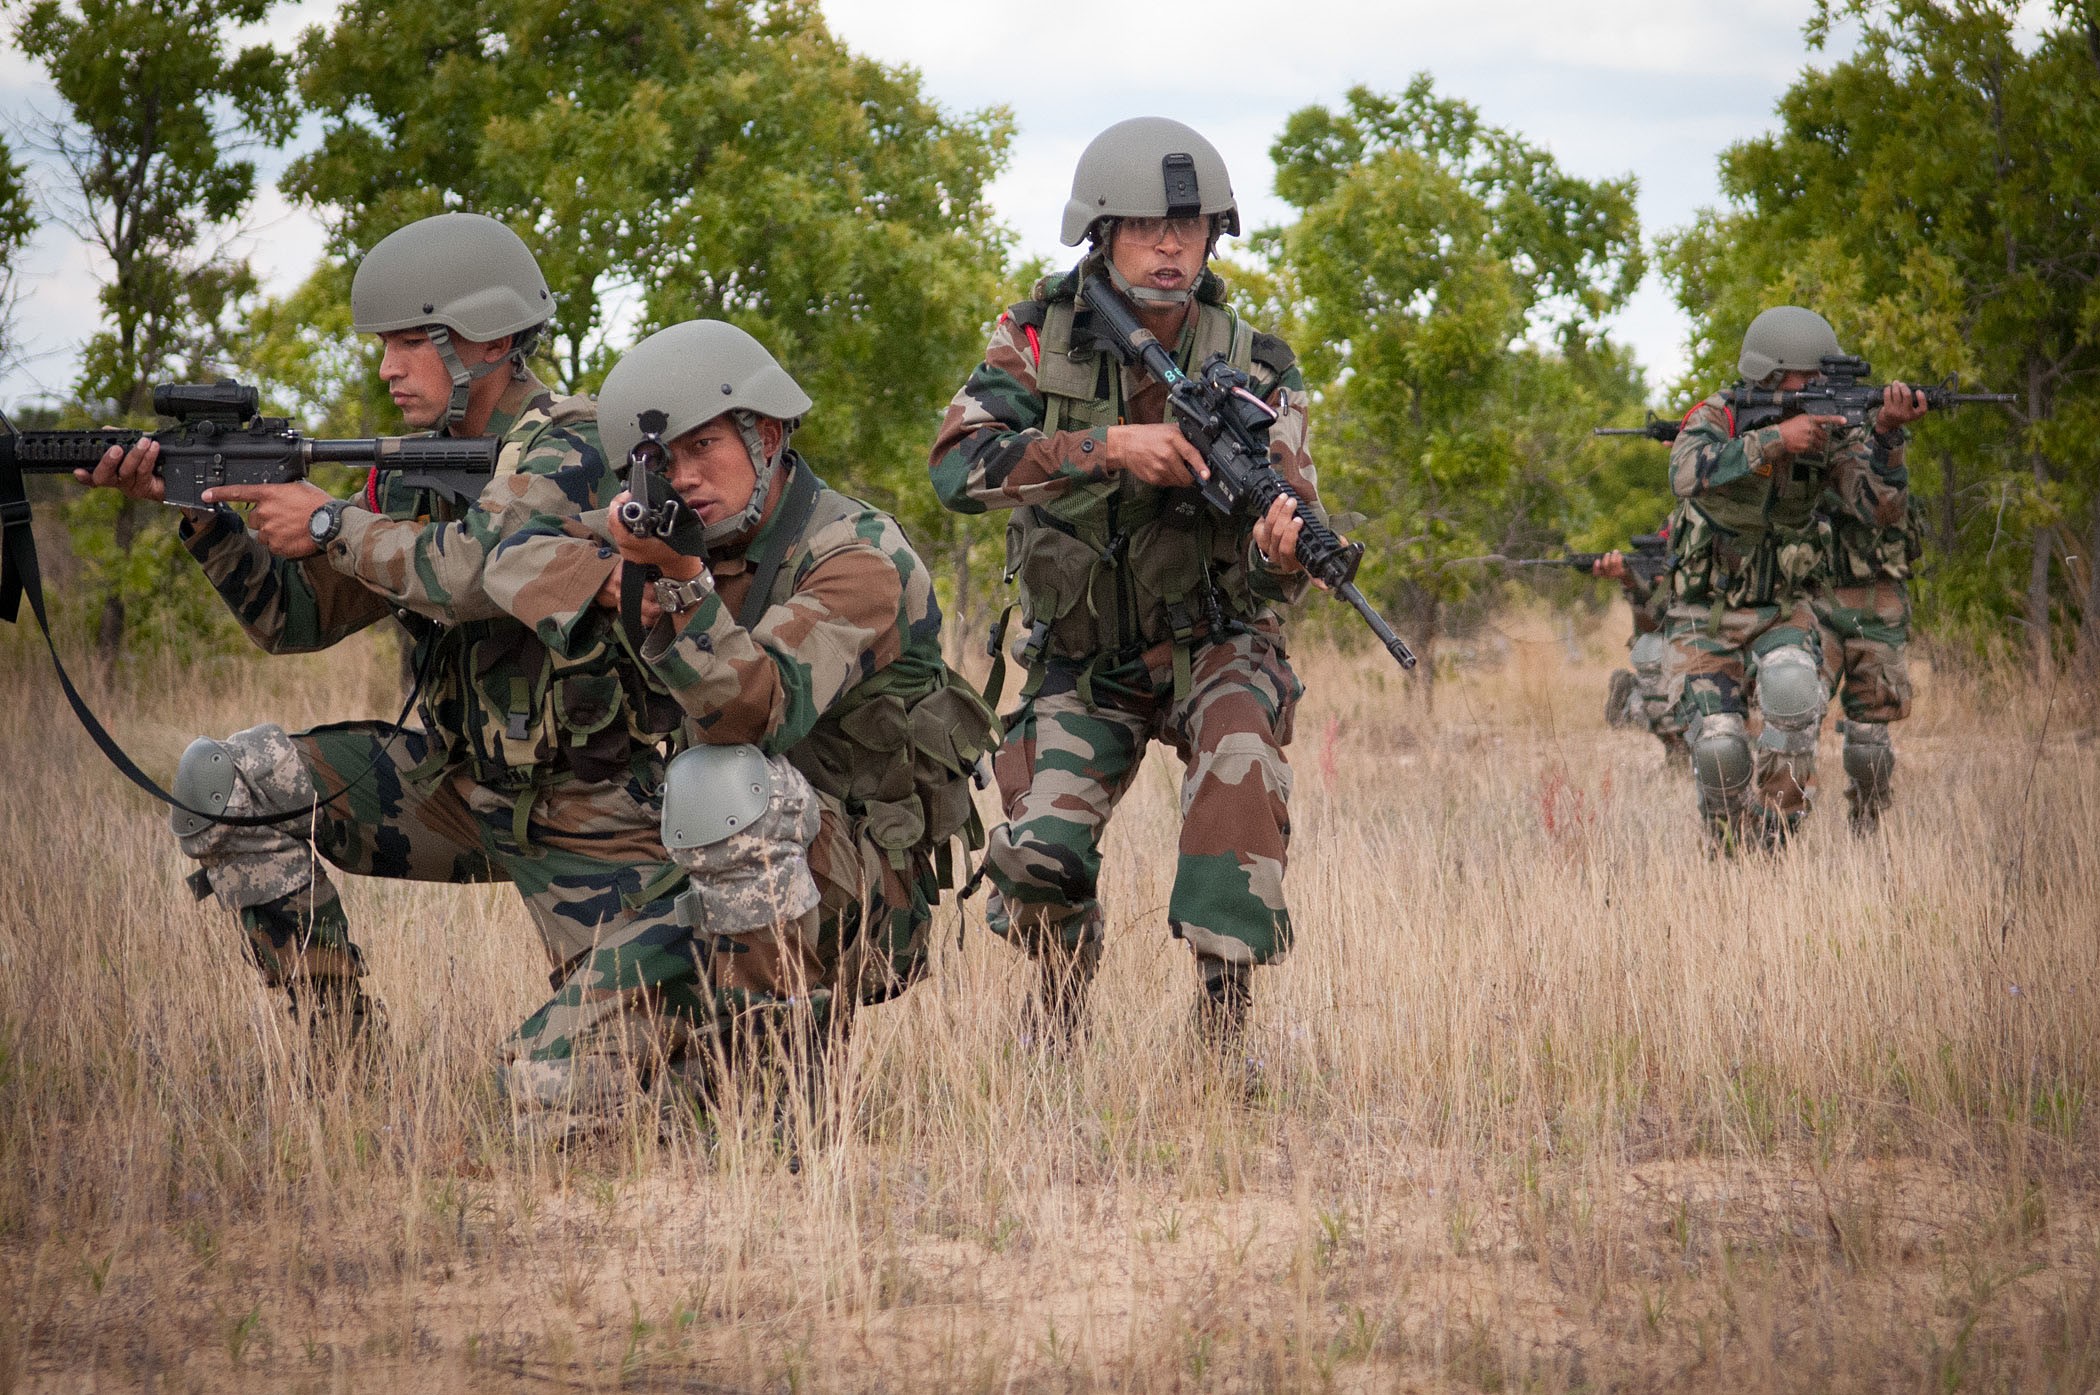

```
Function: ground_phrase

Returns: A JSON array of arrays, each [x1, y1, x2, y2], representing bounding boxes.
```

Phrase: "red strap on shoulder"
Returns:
[[1023, 323, 1041, 367], [1682, 401, 1732, 436], [364, 467, 381, 511]]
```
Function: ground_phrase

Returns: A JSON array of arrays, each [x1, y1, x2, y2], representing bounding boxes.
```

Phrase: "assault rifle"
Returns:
[[0, 379, 501, 510], [1077, 274, 1416, 669], [611, 408, 707, 647], [1720, 354, 2016, 431], [1593, 414, 1679, 443], [1509, 532, 1672, 584]]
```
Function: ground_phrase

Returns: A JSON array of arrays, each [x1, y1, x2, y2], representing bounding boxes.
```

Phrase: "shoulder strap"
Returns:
[[737, 461, 823, 632]]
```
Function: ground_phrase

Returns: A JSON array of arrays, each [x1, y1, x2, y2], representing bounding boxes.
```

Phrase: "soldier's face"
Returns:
[[1777, 369, 1817, 390], [1109, 216, 1208, 297], [376, 328, 507, 430], [664, 414, 783, 526]]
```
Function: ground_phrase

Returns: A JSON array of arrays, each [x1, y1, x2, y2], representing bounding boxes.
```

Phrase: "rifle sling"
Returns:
[[737, 462, 820, 632], [1, 446, 436, 830]]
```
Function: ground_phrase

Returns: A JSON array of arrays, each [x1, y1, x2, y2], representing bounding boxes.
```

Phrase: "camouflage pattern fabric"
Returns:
[[931, 273, 1315, 980], [1661, 596, 1825, 820], [983, 625, 1300, 968], [1815, 579, 1912, 725]]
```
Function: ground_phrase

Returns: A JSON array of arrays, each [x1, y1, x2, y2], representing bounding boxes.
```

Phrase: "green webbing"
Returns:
[[622, 859, 689, 912]]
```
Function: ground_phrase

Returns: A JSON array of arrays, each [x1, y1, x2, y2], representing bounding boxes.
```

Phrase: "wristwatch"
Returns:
[[652, 569, 713, 615], [307, 499, 349, 548]]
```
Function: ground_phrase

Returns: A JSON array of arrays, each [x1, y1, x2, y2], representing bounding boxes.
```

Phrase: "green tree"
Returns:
[[281, 0, 1014, 629], [0, 135, 37, 371], [1262, 79, 1651, 695], [11, 0, 293, 659], [1661, 0, 2100, 681]]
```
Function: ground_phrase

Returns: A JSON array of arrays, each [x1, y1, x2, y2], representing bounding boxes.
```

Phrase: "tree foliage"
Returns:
[[0, 135, 37, 371], [1661, 0, 2100, 676], [280, 0, 1013, 570], [10, 0, 294, 659], [1261, 79, 1654, 679]]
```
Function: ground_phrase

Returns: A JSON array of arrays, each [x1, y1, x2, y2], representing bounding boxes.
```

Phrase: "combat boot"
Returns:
[[1605, 669, 1640, 728], [287, 976, 386, 1078], [1194, 959, 1252, 1051], [1025, 938, 1101, 1050]]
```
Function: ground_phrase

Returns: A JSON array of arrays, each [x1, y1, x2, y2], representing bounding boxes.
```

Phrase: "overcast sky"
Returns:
[[0, 0, 1861, 409]]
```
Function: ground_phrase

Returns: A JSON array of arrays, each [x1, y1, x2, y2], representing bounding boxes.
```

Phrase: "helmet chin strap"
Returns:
[[701, 411, 789, 550], [427, 325, 531, 429], [1106, 254, 1194, 308]]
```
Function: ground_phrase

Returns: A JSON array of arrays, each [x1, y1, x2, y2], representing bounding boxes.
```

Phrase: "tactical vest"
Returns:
[[384, 391, 680, 803], [998, 271, 1288, 706], [1823, 492, 1924, 586], [1669, 392, 1835, 612], [735, 465, 999, 911]]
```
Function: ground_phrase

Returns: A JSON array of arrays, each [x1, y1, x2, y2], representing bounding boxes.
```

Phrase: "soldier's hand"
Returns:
[[74, 439, 171, 506], [1103, 423, 1210, 487], [1594, 551, 1629, 581], [1875, 381, 1929, 433], [1775, 412, 1847, 458], [596, 561, 668, 628], [202, 481, 336, 559]]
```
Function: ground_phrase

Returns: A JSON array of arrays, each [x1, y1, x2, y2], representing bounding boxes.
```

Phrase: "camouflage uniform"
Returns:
[[1815, 477, 1919, 831], [1611, 566, 1689, 762], [544, 459, 988, 1041], [929, 263, 1315, 986], [1664, 394, 1908, 847], [176, 376, 697, 1105]]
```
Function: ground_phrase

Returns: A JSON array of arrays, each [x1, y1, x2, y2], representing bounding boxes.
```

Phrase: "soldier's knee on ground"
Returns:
[[1753, 646, 1826, 778], [172, 725, 322, 910], [1688, 711, 1753, 818], [500, 1053, 633, 1137]]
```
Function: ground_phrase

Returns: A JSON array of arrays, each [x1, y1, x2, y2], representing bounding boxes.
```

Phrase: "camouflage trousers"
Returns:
[[174, 720, 708, 1117], [1625, 629, 1689, 758], [1663, 595, 1828, 833], [1815, 580, 1912, 829], [983, 625, 1301, 970]]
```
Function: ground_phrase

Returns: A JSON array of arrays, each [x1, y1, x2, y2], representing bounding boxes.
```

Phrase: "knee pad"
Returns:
[[662, 745, 822, 936], [1842, 720, 1895, 796], [1629, 632, 1667, 683], [1755, 646, 1827, 756], [1688, 711, 1753, 814], [172, 725, 320, 909], [170, 736, 240, 838]]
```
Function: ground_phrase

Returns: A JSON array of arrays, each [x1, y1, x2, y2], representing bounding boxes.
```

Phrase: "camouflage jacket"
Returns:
[[929, 263, 1318, 666], [1665, 391, 1908, 610], [182, 376, 671, 788], [1818, 439, 1922, 587]]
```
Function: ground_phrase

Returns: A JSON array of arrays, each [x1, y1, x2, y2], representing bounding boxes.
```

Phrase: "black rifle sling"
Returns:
[[737, 461, 820, 631], [1, 440, 435, 829]]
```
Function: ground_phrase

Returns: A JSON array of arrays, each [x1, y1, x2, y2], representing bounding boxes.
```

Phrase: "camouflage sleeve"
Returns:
[[1822, 424, 1909, 531], [641, 512, 920, 757], [928, 313, 1114, 515], [1620, 571, 1654, 607], [324, 422, 614, 627], [180, 508, 391, 654], [1668, 396, 1788, 498]]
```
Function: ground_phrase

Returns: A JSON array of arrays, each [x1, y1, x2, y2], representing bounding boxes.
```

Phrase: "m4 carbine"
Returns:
[[1593, 414, 1679, 443], [1720, 354, 2015, 431], [1508, 532, 1672, 584], [1077, 274, 1416, 669], [0, 379, 500, 509]]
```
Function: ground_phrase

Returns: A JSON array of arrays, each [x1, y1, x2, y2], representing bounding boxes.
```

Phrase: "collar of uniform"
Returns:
[[455, 371, 549, 442]]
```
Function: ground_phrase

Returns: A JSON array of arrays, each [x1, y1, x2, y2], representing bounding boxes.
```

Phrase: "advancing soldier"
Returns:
[[584, 320, 993, 1074], [1664, 306, 1926, 851], [929, 117, 1330, 1051], [1596, 539, 1689, 767], [78, 214, 695, 1130], [1815, 488, 1922, 834]]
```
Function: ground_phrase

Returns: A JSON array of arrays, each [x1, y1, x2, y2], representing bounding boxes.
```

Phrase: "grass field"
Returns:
[[2, 606, 2096, 1392]]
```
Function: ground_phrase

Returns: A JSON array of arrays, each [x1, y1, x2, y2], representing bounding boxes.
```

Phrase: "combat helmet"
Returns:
[[598, 320, 813, 548], [351, 212, 554, 426], [1061, 117, 1240, 249], [1737, 306, 1842, 384]]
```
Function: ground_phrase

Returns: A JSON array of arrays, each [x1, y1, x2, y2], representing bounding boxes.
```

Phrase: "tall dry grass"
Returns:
[[2, 606, 2096, 1392]]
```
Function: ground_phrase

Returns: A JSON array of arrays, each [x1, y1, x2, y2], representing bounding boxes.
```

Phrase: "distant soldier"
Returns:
[[78, 215, 696, 1131], [930, 117, 1331, 1052], [585, 320, 994, 1082], [1664, 306, 1926, 851], [1815, 490, 1922, 833], [1595, 537, 1689, 767]]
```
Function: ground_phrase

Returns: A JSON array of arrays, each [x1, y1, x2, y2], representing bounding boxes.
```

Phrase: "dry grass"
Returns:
[[2, 604, 2097, 1393]]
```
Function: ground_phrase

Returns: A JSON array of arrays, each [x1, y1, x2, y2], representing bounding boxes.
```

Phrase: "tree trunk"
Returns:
[[2025, 354, 2053, 679], [1936, 447, 1959, 560], [1417, 595, 1439, 717], [93, 496, 137, 669]]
